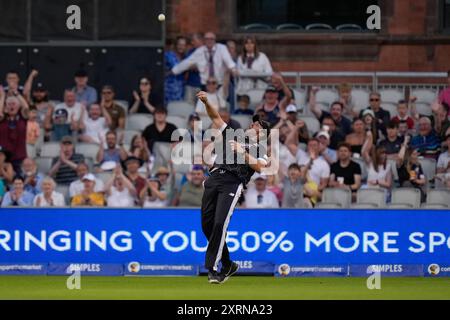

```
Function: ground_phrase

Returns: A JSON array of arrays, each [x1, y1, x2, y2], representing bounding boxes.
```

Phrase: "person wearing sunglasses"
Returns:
[[129, 77, 157, 114], [100, 85, 125, 131], [195, 77, 228, 117]]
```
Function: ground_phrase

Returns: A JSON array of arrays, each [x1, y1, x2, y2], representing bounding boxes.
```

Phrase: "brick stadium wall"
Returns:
[[166, 0, 450, 73]]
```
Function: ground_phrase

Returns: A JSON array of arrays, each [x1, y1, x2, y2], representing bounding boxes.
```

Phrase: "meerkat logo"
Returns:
[[128, 262, 141, 273], [428, 264, 440, 276], [278, 264, 291, 276]]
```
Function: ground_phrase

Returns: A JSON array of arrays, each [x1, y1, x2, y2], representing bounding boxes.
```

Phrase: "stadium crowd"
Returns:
[[0, 32, 450, 209]]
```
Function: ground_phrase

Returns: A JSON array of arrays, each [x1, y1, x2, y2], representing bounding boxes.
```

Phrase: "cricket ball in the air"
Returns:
[[158, 14, 166, 22]]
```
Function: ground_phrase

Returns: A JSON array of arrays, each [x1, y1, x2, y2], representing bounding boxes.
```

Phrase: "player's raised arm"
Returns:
[[196, 91, 226, 130]]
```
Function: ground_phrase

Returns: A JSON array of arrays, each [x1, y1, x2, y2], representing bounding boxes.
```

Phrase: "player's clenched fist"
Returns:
[[196, 91, 208, 104]]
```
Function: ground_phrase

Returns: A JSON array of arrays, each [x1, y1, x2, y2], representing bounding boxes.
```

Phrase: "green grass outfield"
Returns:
[[0, 276, 449, 300]]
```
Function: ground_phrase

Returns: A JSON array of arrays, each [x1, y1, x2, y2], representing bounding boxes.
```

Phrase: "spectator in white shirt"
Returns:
[[105, 165, 136, 207], [437, 134, 450, 174], [54, 89, 84, 130], [236, 36, 273, 95], [79, 103, 112, 144], [171, 31, 236, 86], [69, 162, 104, 199], [33, 177, 66, 207], [245, 174, 279, 208], [195, 77, 228, 116]]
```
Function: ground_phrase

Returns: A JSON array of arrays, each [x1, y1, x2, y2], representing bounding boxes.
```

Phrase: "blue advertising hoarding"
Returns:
[[0, 208, 449, 276]]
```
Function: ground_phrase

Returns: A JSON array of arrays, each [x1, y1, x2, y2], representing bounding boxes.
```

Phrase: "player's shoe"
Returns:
[[208, 271, 225, 284], [220, 262, 239, 283]]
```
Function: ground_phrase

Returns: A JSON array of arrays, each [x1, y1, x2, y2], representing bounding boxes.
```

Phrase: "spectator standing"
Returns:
[[184, 33, 204, 105], [0, 93, 29, 173], [1, 175, 34, 207], [195, 76, 228, 116], [142, 107, 177, 152], [33, 177, 65, 207], [391, 99, 415, 130], [49, 136, 85, 185], [236, 36, 273, 95], [71, 173, 105, 207], [72, 69, 97, 107], [165, 36, 188, 104], [3, 70, 24, 96], [171, 31, 236, 88], [245, 174, 279, 208]]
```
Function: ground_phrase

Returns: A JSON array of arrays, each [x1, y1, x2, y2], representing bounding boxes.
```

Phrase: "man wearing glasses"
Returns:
[[170, 32, 237, 88], [100, 85, 126, 131]]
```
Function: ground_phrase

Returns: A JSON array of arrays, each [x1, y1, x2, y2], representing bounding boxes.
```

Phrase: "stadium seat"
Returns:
[[115, 100, 129, 113], [76, 143, 100, 162], [357, 188, 386, 208], [55, 184, 70, 205], [418, 158, 436, 183], [166, 115, 187, 130], [421, 203, 448, 209], [315, 202, 342, 208], [26, 144, 37, 159], [351, 89, 370, 113], [167, 101, 195, 118], [305, 23, 333, 30], [35, 157, 54, 174], [351, 203, 378, 209], [126, 114, 153, 131], [242, 23, 272, 31], [84, 157, 94, 172], [351, 157, 368, 181], [426, 189, 450, 207], [379, 88, 404, 104], [387, 203, 414, 209], [232, 115, 252, 129], [41, 142, 61, 158], [315, 88, 339, 106], [410, 88, 437, 104], [391, 188, 421, 208], [293, 89, 307, 106], [336, 24, 362, 31], [153, 142, 172, 169], [381, 102, 398, 117], [414, 102, 432, 116], [298, 116, 320, 136], [246, 89, 265, 107], [123, 130, 140, 145], [276, 23, 303, 31], [322, 188, 352, 208]]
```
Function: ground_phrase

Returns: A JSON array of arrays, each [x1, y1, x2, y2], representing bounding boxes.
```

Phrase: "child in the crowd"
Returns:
[[234, 95, 253, 115], [391, 99, 415, 130], [26, 107, 41, 145]]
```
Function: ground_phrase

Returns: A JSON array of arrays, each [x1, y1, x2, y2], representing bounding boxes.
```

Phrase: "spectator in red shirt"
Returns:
[[391, 100, 415, 130], [438, 70, 450, 115], [124, 156, 146, 203], [0, 88, 30, 173]]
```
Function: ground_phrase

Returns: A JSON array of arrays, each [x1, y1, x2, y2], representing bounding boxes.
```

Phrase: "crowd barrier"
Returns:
[[0, 208, 449, 277]]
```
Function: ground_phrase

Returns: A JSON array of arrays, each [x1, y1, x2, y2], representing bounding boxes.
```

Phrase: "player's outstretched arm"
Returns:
[[196, 91, 225, 130]]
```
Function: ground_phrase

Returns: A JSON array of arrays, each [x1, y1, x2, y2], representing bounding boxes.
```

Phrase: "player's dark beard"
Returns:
[[33, 95, 47, 103]]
